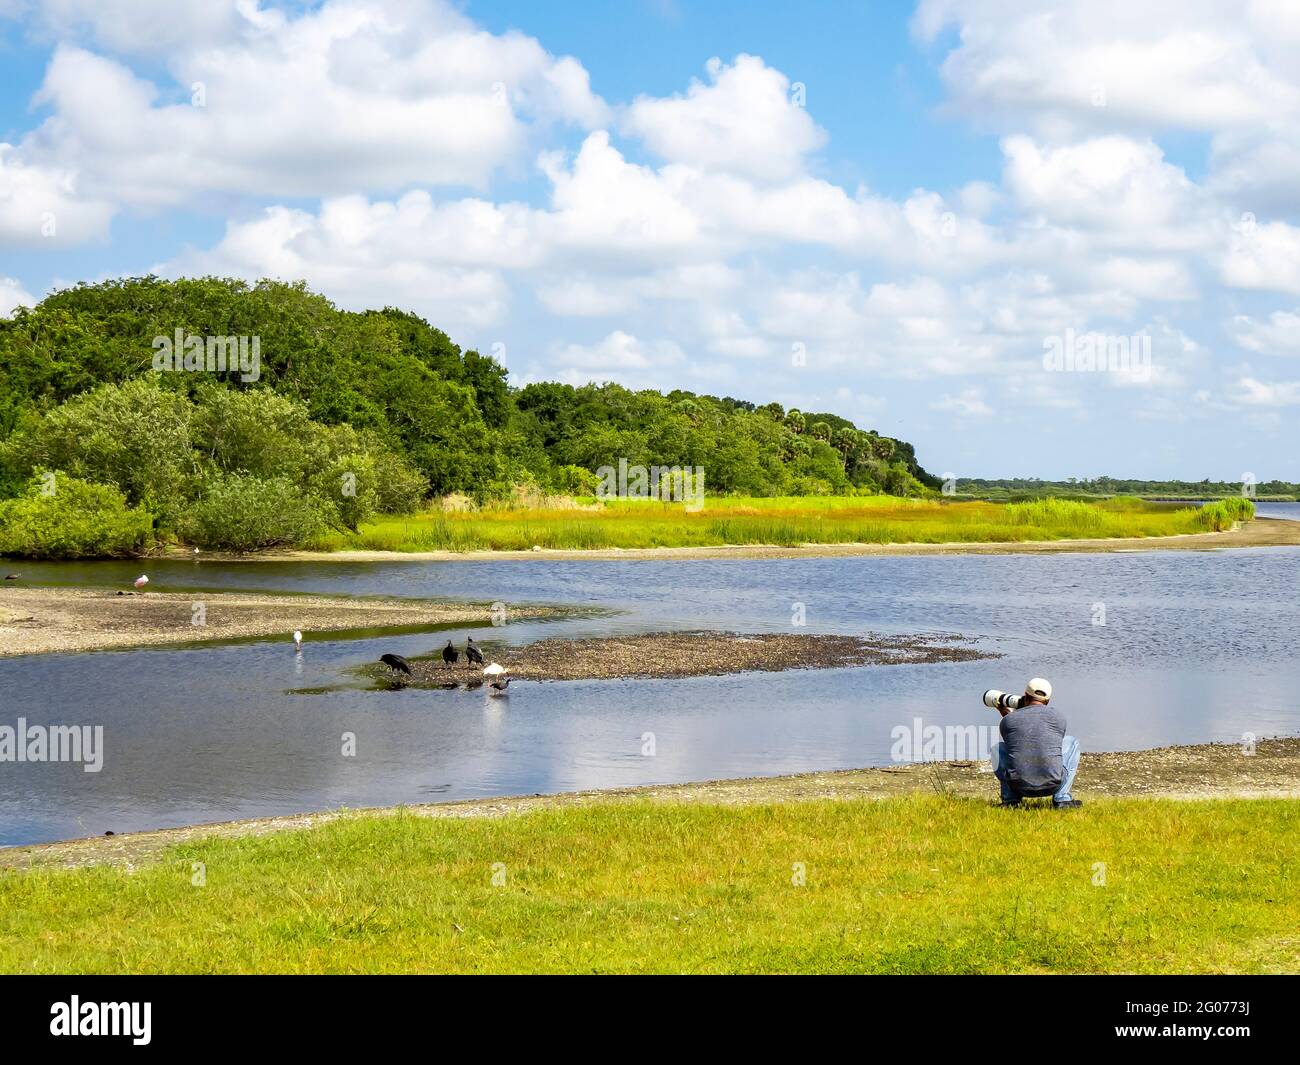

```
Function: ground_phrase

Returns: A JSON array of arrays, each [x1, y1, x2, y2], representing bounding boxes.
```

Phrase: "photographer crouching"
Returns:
[[984, 678, 1083, 809]]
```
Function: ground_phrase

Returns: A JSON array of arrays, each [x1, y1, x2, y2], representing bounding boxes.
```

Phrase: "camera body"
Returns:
[[983, 689, 1029, 712]]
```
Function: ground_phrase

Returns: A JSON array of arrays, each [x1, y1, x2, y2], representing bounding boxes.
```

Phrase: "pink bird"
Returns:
[[133, 575, 149, 590]]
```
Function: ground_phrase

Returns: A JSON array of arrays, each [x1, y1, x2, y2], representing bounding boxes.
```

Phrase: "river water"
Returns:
[[2, 503, 1298, 846]]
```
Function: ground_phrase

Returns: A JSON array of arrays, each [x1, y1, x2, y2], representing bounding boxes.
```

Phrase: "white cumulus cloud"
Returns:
[[0, 276, 36, 317], [622, 54, 826, 182]]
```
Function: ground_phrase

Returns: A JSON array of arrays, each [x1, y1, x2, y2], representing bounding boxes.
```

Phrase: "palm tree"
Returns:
[[673, 398, 701, 423], [832, 426, 859, 470]]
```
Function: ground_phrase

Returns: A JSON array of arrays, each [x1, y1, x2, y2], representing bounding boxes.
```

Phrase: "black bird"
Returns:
[[442, 640, 459, 666], [465, 637, 484, 666], [489, 676, 511, 694], [380, 653, 412, 676]]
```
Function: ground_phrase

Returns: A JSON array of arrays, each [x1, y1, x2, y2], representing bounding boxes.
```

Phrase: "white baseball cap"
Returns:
[[1025, 677, 1052, 701]]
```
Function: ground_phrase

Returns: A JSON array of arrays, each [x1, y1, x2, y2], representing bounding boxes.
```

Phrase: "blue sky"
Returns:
[[2, 0, 1299, 480], [470, 1, 997, 192]]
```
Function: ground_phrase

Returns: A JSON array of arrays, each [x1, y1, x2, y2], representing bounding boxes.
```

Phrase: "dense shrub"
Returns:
[[308, 455, 381, 533], [550, 464, 600, 496], [0, 472, 153, 558], [178, 474, 330, 551], [0, 377, 430, 547], [368, 448, 429, 513], [787, 476, 836, 496], [189, 383, 316, 479], [0, 378, 196, 523]]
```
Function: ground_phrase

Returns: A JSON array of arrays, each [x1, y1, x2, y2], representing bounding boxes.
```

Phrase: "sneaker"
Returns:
[[1053, 799, 1083, 809], [1000, 798, 1023, 807]]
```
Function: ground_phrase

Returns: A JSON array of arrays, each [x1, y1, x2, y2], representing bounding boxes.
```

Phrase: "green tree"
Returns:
[[0, 377, 197, 523], [0, 277, 943, 510]]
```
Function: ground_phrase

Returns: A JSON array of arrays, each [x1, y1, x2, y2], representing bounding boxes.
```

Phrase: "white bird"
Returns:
[[482, 662, 507, 676], [133, 574, 149, 589], [293, 630, 303, 651]]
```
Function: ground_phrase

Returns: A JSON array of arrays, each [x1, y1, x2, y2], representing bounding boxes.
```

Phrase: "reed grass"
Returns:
[[304, 495, 1249, 553]]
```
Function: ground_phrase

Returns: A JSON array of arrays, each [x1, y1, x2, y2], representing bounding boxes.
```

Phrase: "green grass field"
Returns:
[[306, 495, 1252, 553], [3, 794, 1294, 973]]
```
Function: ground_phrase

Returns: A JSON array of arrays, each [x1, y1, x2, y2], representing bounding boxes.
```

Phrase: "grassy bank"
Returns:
[[3, 793, 1295, 973], [305, 495, 1251, 553]]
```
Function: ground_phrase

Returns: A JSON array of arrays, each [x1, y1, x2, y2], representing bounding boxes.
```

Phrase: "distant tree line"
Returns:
[[0, 277, 936, 555], [958, 477, 1297, 500]]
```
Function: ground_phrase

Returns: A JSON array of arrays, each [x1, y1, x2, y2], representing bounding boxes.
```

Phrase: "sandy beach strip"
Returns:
[[0, 588, 563, 657]]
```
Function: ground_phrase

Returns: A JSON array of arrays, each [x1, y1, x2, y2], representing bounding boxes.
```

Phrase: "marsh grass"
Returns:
[[2, 795, 1294, 973], [305, 495, 1244, 553], [1195, 496, 1256, 531]]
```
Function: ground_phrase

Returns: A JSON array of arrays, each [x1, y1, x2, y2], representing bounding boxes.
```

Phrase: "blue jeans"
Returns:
[[992, 735, 1079, 804]]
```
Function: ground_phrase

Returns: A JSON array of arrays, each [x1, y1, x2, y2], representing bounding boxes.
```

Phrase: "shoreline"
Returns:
[[5, 736, 1297, 870], [0, 588, 564, 657], [200, 516, 1300, 563]]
